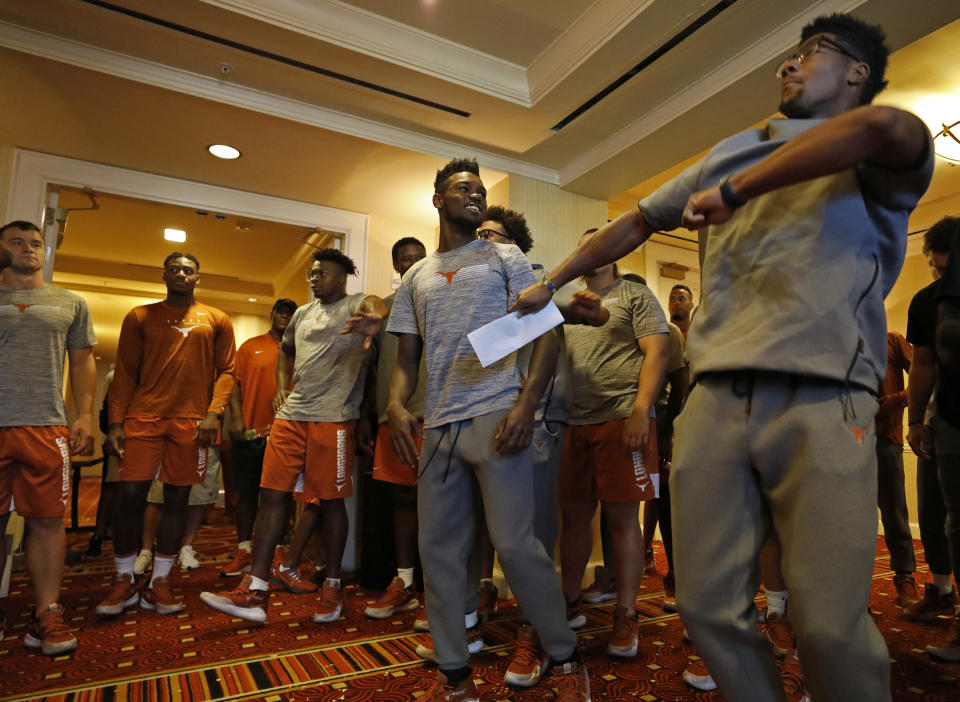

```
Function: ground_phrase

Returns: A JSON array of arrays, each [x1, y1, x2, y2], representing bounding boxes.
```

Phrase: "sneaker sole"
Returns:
[[607, 640, 638, 658], [199, 592, 267, 623], [682, 671, 717, 691], [24, 633, 78, 656], [504, 663, 544, 687], [313, 604, 344, 623], [926, 644, 960, 662], [95, 593, 140, 617], [365, 598, 419, 619], [568, 614, 586, 629], [413, 619, 430, 632], [219, 565, 252, 577], [140, 598, 185, 615], [582, 592, 617, 604]]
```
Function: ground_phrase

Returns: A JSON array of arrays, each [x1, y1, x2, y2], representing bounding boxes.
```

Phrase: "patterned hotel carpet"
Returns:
[[1, 522, 959, 701]]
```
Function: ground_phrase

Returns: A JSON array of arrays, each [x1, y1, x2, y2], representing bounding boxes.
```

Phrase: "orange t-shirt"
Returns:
[[235, 333, 281, 431], [109, 301, 236, 423]]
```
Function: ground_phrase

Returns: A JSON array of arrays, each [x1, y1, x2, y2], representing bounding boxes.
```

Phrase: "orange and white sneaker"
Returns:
[[763, 610, 794, 658], [582, 565, 617, 604], [271, 564, 319, 594], [95, 572, 140, 616], [420, 670, 480, 701], [365, 577, 419, 619], [552, 653, 591, 701], [414, 602, 430, 632], [201, 574, 269, 623], [682, 659, 716, 691], [23, 604, 77, 656], [607, 606, 639, 658], [313, 582, 343, 623], [416, 625, 485, 661], [141, 576, 185, 614], [567, 596, 586, 630], [219, 549, 252, 577], [505, 624, 548, 687]]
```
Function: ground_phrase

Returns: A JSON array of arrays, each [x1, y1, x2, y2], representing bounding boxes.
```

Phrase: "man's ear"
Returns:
[[432, 192, 442, 210], [848, 61, 869, 88]]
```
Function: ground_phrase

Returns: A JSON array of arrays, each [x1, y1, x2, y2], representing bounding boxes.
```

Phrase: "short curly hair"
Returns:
[[924, 217, 960, 256], [483, 205, 533, 254], [313, 247, 357, 275], [163, 251, 200, 271], [434, 158, 480, 194], [392, 236, 426, 262], [801, 13, 889, 104]]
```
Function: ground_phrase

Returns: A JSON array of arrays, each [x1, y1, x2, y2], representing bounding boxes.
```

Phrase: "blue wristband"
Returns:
[[542, 277, 557, 293]]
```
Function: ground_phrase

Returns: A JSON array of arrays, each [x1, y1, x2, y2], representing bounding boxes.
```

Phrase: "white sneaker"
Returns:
[[178, 545, 200, 570], [133, 549, 153, 575], [682, 660, 717, 691]]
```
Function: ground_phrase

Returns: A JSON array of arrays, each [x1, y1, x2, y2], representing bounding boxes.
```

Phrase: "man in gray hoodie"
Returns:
[[513, 13, 933, 702]]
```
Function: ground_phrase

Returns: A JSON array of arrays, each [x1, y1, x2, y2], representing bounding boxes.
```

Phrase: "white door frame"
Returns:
[[3, 149, 370, 294]]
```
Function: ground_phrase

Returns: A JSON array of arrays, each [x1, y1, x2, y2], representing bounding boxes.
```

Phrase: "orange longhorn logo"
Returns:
[[438, 266, 464, 284], [13, 304, 32, 313], [843, 423, 870, 444]]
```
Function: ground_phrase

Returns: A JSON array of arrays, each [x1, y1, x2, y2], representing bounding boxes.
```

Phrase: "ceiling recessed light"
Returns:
[[208, 144, 241, 159], [248, 297, 257, 302], [164, 228, 186, 242]]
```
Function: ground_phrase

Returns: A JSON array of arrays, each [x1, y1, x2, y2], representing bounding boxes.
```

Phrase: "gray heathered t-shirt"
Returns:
[[564, 279, 668, 425], [375, 292, 427, 424], [277, 293, 370, 423], [0, 284, 97, 427], [386, 238, 538, 429], [638, 118, 934, 389]]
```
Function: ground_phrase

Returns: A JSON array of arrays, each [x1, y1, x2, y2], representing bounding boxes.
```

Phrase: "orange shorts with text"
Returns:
[[372, 422, 422, 487], [0, 426, 71, 518], [119, 417, 209, 486], [261, 418, 355, 502], [558, 417, 658, 503]]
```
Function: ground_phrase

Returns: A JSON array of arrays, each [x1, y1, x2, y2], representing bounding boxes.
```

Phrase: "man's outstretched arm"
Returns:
[[684, 105, 930, 229]]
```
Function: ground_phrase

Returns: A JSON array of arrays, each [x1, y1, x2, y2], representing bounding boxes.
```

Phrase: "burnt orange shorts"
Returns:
[[372, 422, 422, 486], [559, 417, 658, 503], [119, 417, 209, 486], [0, 426, 71, 518], [261, 418, 355, 501]]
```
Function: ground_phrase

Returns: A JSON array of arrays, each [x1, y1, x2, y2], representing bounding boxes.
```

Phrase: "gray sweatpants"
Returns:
[[531, 421, 565, 558], [672, 373, 890, 702], [418, 410, 576, 669]]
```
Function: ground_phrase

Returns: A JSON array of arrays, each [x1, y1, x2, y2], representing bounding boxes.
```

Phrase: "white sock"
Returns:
[[464, 610, 478, 629], [238, 540, 252, 553], [765, 589, 788, 617], [933, 574, 954, 593], [115, 553, 137, 577], [398, 567, 415, 589], [151, 555, 175, 585], [249, 575, 269, 591], [325, 578, 341, 589]]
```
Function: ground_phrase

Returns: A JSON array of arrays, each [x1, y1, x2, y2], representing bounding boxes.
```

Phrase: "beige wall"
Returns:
[[365, 213, 438, 299]]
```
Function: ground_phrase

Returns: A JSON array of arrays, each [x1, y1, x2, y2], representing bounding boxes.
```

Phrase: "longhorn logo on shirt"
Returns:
[[171, 324, 200, 338], [533, 440, 545, 452], [438, 266, 464, 284], [11, 303, 32, 314]]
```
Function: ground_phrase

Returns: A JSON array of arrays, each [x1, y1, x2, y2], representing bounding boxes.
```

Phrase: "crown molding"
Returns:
[[0, 21, 559, 184], [558, 0, 867, 186], [199, 0, 530, 105]]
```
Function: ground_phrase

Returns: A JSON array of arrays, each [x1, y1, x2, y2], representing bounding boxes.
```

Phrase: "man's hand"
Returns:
[[622, 409, 650, 452], [509, 282, 553, 318], [273, 387, 291, 413], [340, 311, 383, 350], [69, 415, 93, 455], [682, 186, 735, 230], [907, 423, 932, 461], [227, 413, 246, 442], [357, 418, 376, 455], [388, 402, 422, 467], [195, 412, 220, 448], [105, 423, 126, 458], [570, 290, 610, 327], [495, 402, 535, 455]]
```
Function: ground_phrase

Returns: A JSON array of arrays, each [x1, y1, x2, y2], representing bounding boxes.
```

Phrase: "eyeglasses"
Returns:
[[478, 229, 513, 242], [776, 36, 863, 78]]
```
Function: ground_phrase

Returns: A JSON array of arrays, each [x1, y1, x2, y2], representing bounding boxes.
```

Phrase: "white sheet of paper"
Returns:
[[467, 301, 564, 368]]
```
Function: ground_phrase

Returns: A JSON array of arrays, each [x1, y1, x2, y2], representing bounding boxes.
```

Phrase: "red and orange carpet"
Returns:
[[1, 518, 958, 701]]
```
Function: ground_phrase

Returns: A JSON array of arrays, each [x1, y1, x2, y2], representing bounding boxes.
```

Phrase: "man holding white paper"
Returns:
[[385, 158, 590, 700]]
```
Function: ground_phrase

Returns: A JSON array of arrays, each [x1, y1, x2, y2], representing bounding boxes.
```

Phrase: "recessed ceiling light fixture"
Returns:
[[248, 297, 257, 302], [164, 228, 186, 242], [208, 144, 241, 159]]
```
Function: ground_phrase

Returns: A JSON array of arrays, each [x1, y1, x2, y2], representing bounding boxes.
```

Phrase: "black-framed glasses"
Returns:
[[478, 228, 513, 242], [776, 36, 863, 78]]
